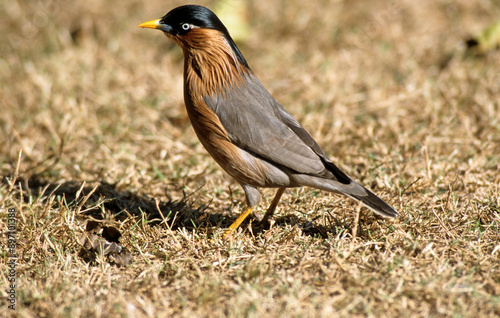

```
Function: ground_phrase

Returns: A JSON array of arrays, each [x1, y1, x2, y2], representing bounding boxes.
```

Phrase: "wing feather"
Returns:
[[204, 72, 339, 179]]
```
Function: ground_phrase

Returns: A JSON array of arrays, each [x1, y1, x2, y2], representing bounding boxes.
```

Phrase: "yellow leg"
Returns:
[[260, 188, 286, 225], [222, 207, 253, 238]]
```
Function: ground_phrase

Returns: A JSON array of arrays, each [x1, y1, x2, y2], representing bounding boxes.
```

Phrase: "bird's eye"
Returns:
[[181, 23, 191, 31]]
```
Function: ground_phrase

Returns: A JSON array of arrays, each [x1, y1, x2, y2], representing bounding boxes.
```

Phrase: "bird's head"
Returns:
[[139, 5, 249, 69]]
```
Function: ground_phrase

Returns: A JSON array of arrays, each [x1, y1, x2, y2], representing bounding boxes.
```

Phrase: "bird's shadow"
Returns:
[[249, 211, 363, 240], [12, 176, 213, 232], [9, 175, 359, 239]]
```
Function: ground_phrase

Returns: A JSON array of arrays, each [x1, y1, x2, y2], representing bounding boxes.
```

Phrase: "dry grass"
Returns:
[[1, 0, 500, 316]]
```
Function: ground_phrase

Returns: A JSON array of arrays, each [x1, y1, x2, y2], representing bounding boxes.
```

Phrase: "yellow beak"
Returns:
[[138, 19, 161, 29]]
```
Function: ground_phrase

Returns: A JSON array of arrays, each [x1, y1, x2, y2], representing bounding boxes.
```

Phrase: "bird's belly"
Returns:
[[196, 129, 291, 188], [185, 92, 291, 188]]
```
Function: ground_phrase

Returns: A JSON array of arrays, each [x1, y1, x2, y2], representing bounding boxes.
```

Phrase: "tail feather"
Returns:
[[291, 174, 398, 218], [347, 185, 398, 218]]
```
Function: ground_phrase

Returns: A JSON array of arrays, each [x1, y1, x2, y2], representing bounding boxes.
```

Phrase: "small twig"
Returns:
[[75, 181, 87, 201], [74, 184, 99, 215], [155, 198, 180, 246], [402, 177, 421, 194], [351, 201, 362, 246], [432, 208, 454, 239], [0, 149, 22, 207]]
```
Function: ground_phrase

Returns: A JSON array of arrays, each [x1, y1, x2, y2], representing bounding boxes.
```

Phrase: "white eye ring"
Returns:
[[181, 23, 191, 31]]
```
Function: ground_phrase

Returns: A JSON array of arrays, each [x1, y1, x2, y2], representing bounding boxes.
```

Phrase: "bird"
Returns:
[[139, 5, 398, 238]]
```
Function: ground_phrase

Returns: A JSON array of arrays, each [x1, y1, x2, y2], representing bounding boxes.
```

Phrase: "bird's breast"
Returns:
[[183, 79, 282, 188]]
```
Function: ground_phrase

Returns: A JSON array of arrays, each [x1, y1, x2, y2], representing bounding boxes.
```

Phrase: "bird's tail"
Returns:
[[345, 183, 398, 218], [316, 159, 398, 218], [293, 172, 399, 218]]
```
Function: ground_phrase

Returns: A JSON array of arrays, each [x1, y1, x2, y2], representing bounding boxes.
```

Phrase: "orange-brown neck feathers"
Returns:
[[176, 28, 250, 96]]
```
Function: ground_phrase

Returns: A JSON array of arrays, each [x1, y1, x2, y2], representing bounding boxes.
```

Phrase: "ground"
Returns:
[[1, 0, 499, 317]]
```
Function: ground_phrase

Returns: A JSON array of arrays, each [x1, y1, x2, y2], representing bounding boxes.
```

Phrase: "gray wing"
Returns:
[[205, 72, 351, 184]]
